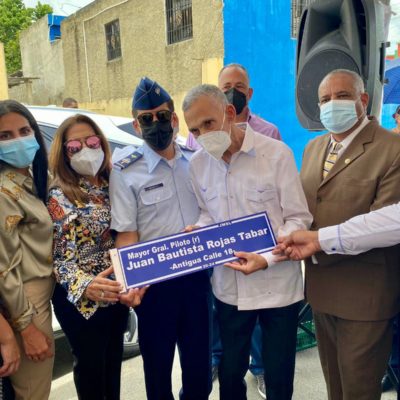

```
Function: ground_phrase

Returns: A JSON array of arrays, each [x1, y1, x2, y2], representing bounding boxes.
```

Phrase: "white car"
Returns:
[[28, 105, 188, 150], [28, 105, 143, 152]]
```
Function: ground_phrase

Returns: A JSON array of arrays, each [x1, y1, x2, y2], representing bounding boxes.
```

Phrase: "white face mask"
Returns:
[[70, 147, 105, 177], [196, 113, 231, 161]]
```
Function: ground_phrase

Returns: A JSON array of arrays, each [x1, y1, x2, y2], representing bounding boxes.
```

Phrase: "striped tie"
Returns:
[[323, 141, 342, 179]]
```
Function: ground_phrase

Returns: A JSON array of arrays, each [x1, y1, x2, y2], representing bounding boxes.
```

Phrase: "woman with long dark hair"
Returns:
[[47, 114, 129, 400], [0, 100, 54, 400]]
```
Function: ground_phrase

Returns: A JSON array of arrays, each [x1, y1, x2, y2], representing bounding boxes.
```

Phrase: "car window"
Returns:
[[117, 122, 140, 138], [39, 125, 57, 150]]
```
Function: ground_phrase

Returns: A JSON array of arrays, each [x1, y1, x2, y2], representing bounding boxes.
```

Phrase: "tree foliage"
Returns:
[[29, 1, 53, 22], [0, 0, 53, 74]]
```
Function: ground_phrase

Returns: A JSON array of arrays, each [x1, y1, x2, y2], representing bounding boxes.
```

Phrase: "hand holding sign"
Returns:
[[224, 251, 268, 275], [85, 266, 122, 303], [120, 286, 149, 307], [273, 230, 321, 261], [184, 225, 200, 232]]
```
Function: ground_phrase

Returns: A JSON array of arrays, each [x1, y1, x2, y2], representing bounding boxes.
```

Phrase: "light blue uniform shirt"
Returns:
[[109, 143, 200, 241]]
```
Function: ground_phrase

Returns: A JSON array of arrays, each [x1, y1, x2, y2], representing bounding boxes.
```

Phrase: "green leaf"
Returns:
[[0, 0, 53, 73]]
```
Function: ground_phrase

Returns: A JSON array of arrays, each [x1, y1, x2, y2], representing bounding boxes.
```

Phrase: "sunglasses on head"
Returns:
[[65, 135, 101, 154], [137, 110, 172, 127]]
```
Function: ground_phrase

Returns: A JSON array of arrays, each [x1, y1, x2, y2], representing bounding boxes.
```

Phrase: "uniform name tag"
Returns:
[[110, 212, 276, 290], [144, 183, 164, 191]]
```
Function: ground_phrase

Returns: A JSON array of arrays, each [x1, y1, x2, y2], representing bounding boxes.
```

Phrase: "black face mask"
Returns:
[[224, 87, 247, 115], [141, 121, 174, 151]]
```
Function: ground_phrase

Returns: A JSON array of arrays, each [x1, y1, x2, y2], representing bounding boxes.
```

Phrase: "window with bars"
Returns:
[[291, 0, 315, 38], [166, 0, 193, 45], [105, 19, 122, 61]]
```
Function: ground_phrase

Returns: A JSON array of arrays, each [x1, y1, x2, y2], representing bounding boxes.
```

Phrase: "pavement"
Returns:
[[50, 341, 397, 400]]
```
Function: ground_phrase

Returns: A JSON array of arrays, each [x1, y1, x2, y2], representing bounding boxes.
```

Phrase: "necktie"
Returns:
[[323, 141, 342, 179]]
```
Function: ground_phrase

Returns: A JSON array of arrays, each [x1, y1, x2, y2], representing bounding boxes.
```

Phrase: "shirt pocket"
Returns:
[[203, 186, 223, 220], [139, 184, 175, 214], [245, 188, 277, 213]]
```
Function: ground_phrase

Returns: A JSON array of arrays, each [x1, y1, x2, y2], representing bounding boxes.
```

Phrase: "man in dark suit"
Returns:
[[300, 69, 400, 400]]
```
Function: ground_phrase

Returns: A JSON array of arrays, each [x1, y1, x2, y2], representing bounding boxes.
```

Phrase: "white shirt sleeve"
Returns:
[[318, 202, 400, 255], [274, 147, 313, 238], [266, 147, 312, 267], [260, 251, 277, 267]]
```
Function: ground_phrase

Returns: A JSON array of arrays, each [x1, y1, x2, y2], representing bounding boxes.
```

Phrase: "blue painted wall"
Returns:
[[382, 59, 399, 131], [222, 1, 320, 169], [382, 104, 398, 130], [222, 1, 400, 168]]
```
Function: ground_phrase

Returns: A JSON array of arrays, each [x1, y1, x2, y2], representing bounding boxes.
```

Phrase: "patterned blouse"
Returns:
[[47, 178, 115, 319]]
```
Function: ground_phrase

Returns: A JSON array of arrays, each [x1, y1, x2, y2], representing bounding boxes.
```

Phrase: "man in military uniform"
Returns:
[[109, 77, 211, 400]]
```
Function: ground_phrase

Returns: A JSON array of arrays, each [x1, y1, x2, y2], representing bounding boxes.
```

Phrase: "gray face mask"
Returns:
[[70, 147, 105, 176]]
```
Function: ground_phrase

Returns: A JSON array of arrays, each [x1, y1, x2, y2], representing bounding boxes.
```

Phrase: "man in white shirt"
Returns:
[[182, 84, 312, 400], [275, 202, 400, 259]]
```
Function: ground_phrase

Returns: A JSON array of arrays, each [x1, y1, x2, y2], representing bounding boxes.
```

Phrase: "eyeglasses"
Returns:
[[137, 110, 172, 127], [65, 135, 101, 154]]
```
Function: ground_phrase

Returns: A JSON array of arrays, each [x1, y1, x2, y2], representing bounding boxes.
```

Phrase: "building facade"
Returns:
[[61, 0, 224, 120], [11, 0, 396, 156], [9, 15, 65, 105]]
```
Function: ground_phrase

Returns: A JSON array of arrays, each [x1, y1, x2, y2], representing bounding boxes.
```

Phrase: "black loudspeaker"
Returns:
[[295, 0, 387, 130]]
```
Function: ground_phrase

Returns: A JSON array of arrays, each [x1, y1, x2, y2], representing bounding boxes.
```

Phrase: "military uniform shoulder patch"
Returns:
[[178, 144, 196, 152], [113, 151, 143, 170]]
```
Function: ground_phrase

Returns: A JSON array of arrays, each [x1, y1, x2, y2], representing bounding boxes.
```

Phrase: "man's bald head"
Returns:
[[182, 84, 228, 113], [318, 69, 365, 98]]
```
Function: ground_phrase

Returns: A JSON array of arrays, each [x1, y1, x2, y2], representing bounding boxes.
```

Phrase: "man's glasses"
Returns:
[[137, 110, 172, 127], [65, 135, 101, 154]]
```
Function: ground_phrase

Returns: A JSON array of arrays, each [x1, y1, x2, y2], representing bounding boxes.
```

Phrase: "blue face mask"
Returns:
[[320, 100, 360, 134], [0, 135, 40, 168]]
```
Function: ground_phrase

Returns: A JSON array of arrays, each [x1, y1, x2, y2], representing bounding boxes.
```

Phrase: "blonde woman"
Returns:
[[47, 114, 129, 400]]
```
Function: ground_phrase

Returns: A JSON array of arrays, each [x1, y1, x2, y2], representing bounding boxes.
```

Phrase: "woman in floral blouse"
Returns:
[[47, 114, 129, 400]]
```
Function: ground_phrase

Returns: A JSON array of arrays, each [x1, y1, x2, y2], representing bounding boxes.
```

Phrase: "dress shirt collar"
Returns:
[[329, 116, 369, 153], [1, 163, 34, 192], [238, 123, 257, 157], [246, 110, 253, 123], [143, 142, 185, 174], [238, 109, 256, 125]]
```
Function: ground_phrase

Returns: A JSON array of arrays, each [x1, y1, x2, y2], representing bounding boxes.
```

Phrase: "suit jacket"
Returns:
[[301, 120, 400, 321]]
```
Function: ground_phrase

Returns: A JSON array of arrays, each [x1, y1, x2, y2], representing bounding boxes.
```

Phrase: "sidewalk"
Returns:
[[50, 346, 397, 400]]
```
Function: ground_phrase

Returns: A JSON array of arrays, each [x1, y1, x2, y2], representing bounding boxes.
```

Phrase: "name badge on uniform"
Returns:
[[144, 183, 164, 191], [110, 212, 276, 291]]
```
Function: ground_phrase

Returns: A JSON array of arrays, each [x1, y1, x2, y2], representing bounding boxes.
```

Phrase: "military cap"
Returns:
[[132, 77, 171, 110]]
